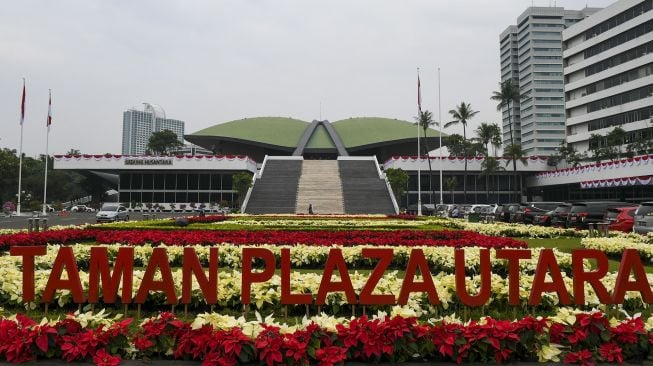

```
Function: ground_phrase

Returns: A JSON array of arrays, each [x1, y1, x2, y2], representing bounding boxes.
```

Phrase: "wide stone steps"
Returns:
[[339, 160, 395, 215], [295, 160, 345, 214], [245, 160, 302, 214]]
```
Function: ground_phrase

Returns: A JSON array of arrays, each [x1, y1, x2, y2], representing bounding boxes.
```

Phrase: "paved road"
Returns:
[[0, 211, 199, 230]]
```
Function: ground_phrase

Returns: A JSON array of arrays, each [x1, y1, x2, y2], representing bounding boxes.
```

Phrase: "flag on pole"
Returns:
[[417, 75, 422, 114], [47, 91, 52, 129], [20, 80, 26, 125]]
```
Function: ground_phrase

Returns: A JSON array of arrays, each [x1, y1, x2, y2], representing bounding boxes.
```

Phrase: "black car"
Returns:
[[495, 203, 521, 222], [522, 202, 565, 225], [550, 204, 572, 227], [533, 210, 555, 226], [567, 201, 638, 229]]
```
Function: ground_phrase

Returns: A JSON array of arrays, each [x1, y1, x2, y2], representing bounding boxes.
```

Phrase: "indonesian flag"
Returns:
[[20, 80, 25, 125], [417, 74, 422, 113], [47, 90, 52, 129]]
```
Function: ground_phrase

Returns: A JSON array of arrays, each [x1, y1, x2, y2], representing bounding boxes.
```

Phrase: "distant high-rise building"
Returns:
[[122, 104, 185, 155], [500, 6, 600, 156], [563, 0, 653, 155]]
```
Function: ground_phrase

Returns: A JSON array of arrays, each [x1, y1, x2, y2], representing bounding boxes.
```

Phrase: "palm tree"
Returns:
[[503, 144, 528, 202], [479, 156, 504, 203], [475, 123, 502, 156], [492, 81, 521, 202], [491, 80, 520, 146], [415, 110, 439, 204], [446, 102, 479, 204]]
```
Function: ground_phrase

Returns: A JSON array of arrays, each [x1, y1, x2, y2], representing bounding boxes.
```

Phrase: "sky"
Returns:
[[0, 0, 618, 156]]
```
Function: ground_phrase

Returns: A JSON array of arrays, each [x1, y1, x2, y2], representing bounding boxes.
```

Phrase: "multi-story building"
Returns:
[[122, 104, 185, 155], [563, 0, 653, 155], [500, 6, 600, 156]]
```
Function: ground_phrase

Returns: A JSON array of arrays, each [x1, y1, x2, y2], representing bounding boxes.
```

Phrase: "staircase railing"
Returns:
[[240, 155, 267, 213]]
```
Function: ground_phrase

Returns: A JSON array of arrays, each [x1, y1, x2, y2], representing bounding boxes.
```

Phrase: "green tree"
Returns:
[[233, 172, 253, 208], [446, 102, 479, 204], [147, 130, 184, 155], [385, 168, 409, 206], [503, 144, 528, 202], [66, 149, 81, 156], [474, 123, 502, 157], [415, 110, 439, 203]]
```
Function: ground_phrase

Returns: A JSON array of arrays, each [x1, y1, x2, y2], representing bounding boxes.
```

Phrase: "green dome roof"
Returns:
[[332, 117, 443, 148], [188, 117, 309, 148]]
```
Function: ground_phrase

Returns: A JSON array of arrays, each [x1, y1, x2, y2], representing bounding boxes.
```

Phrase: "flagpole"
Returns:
[[17, 78, 25, 217], [42, 89, 51, 215], [417, 68, 422, 216], [438, 67, 443, 204]]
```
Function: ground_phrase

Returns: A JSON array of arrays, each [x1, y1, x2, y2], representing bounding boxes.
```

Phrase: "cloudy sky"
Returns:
[[1, 0, 617, 156]]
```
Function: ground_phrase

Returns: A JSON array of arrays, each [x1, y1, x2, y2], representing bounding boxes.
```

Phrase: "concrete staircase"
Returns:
[[244, 160, 302, 214], [295, 160, 345, 214], [339, 159, 396, 214]]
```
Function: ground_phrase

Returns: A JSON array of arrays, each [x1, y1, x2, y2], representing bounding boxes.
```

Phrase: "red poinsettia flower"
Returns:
[[93, 349, 122, 366], [599, 342, 623, 364]]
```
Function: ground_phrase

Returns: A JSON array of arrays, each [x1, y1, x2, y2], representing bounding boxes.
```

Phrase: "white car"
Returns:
[[71, 205, 92, 212]]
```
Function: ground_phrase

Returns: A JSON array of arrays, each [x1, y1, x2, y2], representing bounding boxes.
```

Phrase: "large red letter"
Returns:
[[135, 248, 177, 304], [241, 248, 276, 305], [281, 248, 312, 304], [42, 247, 85, 303], [88, 247, 134, 304], [613, 249, 653, 304], [359, 248, 395, 305], [572, 249, 612, 305], [316, 249, 357, 305], [182, 247, 218, 304], [496, 249, 531, 305], [529, 249, 570, 305], [455, 249, 491, 307], [398, 249, 439, 305], [10, 246, 46, 303]]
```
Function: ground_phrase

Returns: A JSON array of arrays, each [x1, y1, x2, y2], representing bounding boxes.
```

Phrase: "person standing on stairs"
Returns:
[[308, 203, 314, 215]]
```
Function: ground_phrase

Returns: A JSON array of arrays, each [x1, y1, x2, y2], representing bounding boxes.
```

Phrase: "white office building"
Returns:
[[500, 6, 600, 155], [122, 104, 185, 155], [564, 0, 653, 155]]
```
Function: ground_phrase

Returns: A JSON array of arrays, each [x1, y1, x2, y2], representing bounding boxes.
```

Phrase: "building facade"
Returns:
[[122, 107, 185, 155], [563, 0, 653, 155], [500, 6, 600, 156]]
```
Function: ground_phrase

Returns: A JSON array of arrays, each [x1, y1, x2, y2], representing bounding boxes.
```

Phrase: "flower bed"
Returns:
[[2, 309, 653, 365], [436, 219, 586, 238], [182, 214, 230, 224], [582, 235, 653, 262], [0, 228, 527, 249]]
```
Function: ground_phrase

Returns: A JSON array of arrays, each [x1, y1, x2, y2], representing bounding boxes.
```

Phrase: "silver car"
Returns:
[[633, 202, 653, 234], [96, 204, 129, 223]]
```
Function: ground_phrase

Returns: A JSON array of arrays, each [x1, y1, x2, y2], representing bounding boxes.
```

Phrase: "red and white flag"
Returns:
[[46, 90, 52, 129], [20, 80, 26, 125]]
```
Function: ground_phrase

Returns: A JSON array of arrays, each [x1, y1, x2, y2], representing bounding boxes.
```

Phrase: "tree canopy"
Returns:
[[147, 130, 184, 155]]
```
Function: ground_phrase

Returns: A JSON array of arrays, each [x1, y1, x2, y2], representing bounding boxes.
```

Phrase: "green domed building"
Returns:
[[185, 117, 444, 162]]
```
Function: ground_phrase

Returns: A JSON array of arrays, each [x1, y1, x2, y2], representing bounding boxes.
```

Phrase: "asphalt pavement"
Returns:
[[0, 211, 199, 230]]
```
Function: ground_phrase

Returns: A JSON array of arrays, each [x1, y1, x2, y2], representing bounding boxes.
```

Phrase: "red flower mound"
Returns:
[[1, 228, 526, 249], [180, 215, 230, 224], [3, 311, 653, 364], [93, 229, 526, 248]]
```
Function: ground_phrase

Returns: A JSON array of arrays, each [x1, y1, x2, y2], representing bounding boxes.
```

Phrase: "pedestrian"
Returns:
[[308, 203, 314, 215]]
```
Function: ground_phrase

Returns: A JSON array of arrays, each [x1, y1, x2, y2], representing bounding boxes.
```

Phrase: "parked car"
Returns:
[[522, 202, 565, 225], [96, 204, 129, 223], [606, 207, 637, 233], [634, 202, 653, 234], [567, 202, 637, 229], [550, 204, 572, 228], [495, 203, 521, 222], [71, 204, 93, 212], [533, 210, 555, 226]]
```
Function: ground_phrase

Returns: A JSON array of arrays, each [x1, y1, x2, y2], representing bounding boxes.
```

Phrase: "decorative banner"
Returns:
[[580, 175, 653, 189]]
